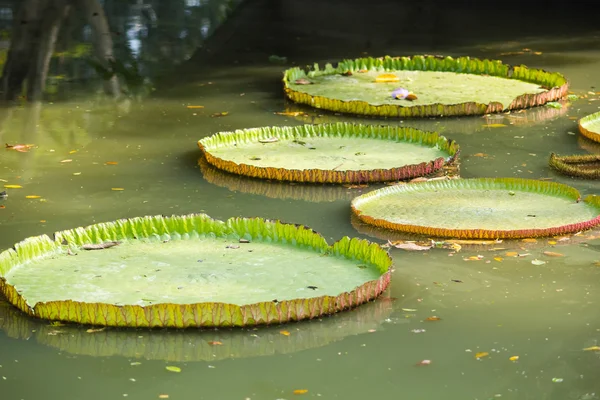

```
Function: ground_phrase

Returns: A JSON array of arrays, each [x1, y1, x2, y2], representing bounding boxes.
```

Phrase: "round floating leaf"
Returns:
[[0, 295, 393, 362], [549, 153, 600, 179], [198, 122, 459, 183], [351, 178, 600, 239], [0, 214, 392, 328], [578, 111, 600, 143], [283, 55, 568, 118]]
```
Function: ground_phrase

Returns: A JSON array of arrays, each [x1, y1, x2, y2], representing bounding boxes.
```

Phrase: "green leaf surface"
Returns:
[[351, 178, 600, 239]]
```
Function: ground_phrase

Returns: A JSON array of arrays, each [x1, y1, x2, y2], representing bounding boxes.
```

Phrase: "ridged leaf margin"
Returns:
[[0, 214, 392, 328], [549, 153, 600, 179], [351, 178, 600, 239], [578, 111, 600, 143], [198, 122, 460, 183], [283, 55, 569, 118]]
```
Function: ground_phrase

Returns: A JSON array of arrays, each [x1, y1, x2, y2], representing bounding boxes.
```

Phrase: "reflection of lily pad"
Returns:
[[579, 111, 600, 143], [549, 153, 600, 179], [351, 178, 600, 239], [0, 214, 392, 328], [197, 157, 361, 203], [283, 55, 568, 118], [0, 296, 394, 362], [198, 123, 459, 183]]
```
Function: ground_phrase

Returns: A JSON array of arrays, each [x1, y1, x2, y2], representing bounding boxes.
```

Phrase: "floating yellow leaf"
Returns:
[[279, 330, 291, 336], [73, 172, 81, 176], [105, 161, 118, 165], [0, 205, 5, 209], [159, 395, 169, 399], [211, 111, 229, 117], [509, 356, 519, 361], [25, 195, 41, 199], [543, 251, 564, 257], [293, 389, 308, 395], [475, 352, 489, 359], [472, 153, 488, 158], [86, 328, 105, 333], [111, 188, 125, 191], [60, 159, 72, 163], [186, 105, 205, 109], [533, 51, 543, 55], [548, 240, 557, 245], [207, 341, 223, 346], [275, 111, 307, 117], [482, 124, 507, 128], [493, 257, 503, 262], [505, 251, 518, 257], [69, 150, 78, 154], [425, 316, 441, 321], [466, 255, 483, 261], [165, 366, 181, 373], [583, 346, 600, 351], [521, 238, 537, 243], [375, 73, 399, 83], [4, 184, 22, 189]]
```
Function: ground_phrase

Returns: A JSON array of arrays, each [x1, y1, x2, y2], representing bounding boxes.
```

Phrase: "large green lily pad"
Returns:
[[351, 178, 600, 239], [0, 214, 392, 328], [579, 111, 600, 143], [283, 55, 568, 118], [198, 122, 459, 183]]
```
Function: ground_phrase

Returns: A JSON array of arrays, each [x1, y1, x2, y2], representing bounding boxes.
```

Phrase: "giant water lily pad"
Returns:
[[549, 153, 600, 179], [283, 55, 568, 118], [579, 111, 600, 143], [0, 214, 392, 328], [351, 178, 600, 239], [198, 123, 459, 183]]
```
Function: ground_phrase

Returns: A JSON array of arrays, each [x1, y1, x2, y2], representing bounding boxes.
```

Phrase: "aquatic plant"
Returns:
[[283, 55, 568, 118], [549, 153, 600, 179], [351, 178, 600, 239], [198, 122, 459, 183], [0, 214, 392, 328], [578, 111, 600, 143]]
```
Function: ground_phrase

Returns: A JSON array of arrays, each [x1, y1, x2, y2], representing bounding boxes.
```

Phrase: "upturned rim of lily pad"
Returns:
[[0, 214, 392, 328], [351, 178, 600, 239], [197, 122, 460, 184], [0, 296, 393, 361], [578, 111, 600, 143], [283, 55, 569, 118], [549, 153, 600, 179]]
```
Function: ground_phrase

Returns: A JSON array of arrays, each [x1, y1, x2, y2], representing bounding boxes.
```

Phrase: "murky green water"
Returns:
[[2, 1, 600, 399]]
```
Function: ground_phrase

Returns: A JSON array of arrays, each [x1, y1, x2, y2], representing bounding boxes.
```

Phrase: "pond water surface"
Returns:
[[1, 1, 600, 400]]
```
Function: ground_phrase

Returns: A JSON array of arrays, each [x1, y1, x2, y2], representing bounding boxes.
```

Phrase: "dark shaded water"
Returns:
[[2, 1, 600, 399]]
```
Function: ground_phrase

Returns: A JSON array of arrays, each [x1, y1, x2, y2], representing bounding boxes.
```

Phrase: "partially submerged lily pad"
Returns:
[[198, 123, 459, 183], [351, 178, 600, 239], [0, 214, 392, 328], [578, 111, 600, 143], [283, 55, 568, 118], [549, 153, 600, 179]]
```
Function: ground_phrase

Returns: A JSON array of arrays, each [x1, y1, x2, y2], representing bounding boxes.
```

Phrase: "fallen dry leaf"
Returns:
[[472, 153, 489, 158], [482, 123, 507, 128], [25, 195, 41, 199], [505, 251, 518, 257], [415, 359, 431, 366], [5, 143, 34, 152], [583, 346, 600, 351], [509, 356, 519, 361], [165, 366, 181, 373], [105, 161, 118, 165], [207, 341, 223, 346], [4, 184, 22, 189], [387, 240, 432, 251], [521, 238, 537, 243], [275, 111, 307, 117], [0, 205, 5, 209], [158, 395, 169, 399], [60, 159, 72, 163], [293, 389, 309, 395], [543, 251, 564, 257], [375, 73, 400, 83], [186, 105, 204, 109], [280, 330, 291, 336], [493, 257, 503, 262], [475, 352, 489, 359], [445, 239, 502, 245], [111, 188, 125, 191], [86, 328, 105, 333], [211, 112, 229, 117], [425, 316, 441, 321]]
